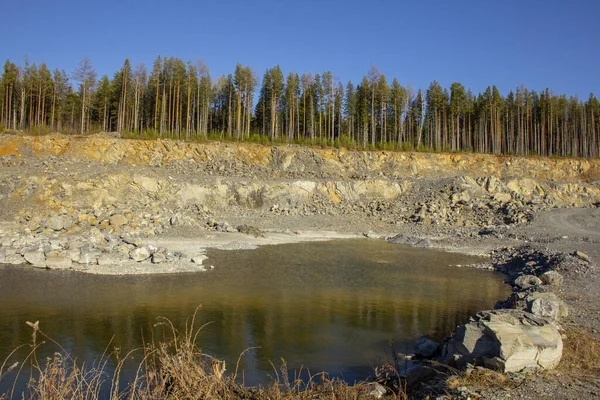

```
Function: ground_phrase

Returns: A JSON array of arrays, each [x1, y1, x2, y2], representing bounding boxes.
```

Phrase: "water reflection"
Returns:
[[0, 239, 509, 388]]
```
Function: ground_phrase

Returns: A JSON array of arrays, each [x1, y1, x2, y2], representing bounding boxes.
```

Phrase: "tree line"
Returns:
[[1, 56, 599, 158]]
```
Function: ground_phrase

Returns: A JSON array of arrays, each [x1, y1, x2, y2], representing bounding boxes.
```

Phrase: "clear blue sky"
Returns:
[[3, 0, 599, 98]]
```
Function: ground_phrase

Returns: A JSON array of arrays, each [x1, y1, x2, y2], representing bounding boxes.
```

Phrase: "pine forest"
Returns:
[[1, 56, 599, 158]]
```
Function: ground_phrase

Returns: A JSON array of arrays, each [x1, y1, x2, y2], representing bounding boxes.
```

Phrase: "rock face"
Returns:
[[443, 310, 563, 373]]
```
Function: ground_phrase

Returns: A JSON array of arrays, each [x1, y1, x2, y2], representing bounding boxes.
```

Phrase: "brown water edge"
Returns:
[[0, 238, 510, 391]]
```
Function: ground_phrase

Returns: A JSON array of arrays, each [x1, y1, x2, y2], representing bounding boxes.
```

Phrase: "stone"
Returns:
[[169, 215, 182, 226], [45, 252, 73, 270], [78, 248, 101, 264], [23, 250, 46, 268], [514, 275, 543, 289], [192, 254, 208, 264], [0, 247, 5, 263], [369, 383, 387, 399], [404, 361, 440, 387], [130, 247, 151, 262], [574, 251, 590, 263], [5, 253, 26, 265], [109, 214, 128, 227], [45, 216, 65, 231], [48, 239, 63, 251], [443, 309, 563, 373], [121, 235, 142, 247], [540, 270, 564, 286], [414, 337, 440, 359], [66, 248, 81, 262], [151, 252, 166, 264], [451, 191, 471, 204], [493, 192, 512, 203], [530, 298, 561, 321], [526, 292, 568, 321]]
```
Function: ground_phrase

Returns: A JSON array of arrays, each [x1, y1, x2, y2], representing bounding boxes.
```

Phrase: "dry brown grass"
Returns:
[[1, 309, 408, 400], [445, 367, 510, 391], [559, 325, 600, 378]]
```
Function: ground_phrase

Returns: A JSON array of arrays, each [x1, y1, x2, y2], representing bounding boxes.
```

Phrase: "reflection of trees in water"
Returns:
[[0, 239, 509, 381], [0, 272, 507, 372]]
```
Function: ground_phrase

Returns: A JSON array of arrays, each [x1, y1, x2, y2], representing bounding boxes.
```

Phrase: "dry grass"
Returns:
[[1, 309, 408, 400], [445, 367, 509, 391], [559, 325, 600, 378]]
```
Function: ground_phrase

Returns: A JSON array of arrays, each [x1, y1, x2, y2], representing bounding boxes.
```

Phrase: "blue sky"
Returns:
[[3, 0, 599, 98]]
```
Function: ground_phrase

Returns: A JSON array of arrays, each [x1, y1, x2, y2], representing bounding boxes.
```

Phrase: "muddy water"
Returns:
[[0, 239, 509, 390]]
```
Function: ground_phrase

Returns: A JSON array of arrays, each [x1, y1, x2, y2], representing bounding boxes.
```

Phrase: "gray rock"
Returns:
[[66, 248, 81, 262], [48, 239, 63, 251], [540, 270, 564, 286], [0, 247, 5, 263], [109, 214, 128, 227], [443, 309, 563, 373], [414, 337, 440, 359], [151, 252, 166, 264], [121, 235, 142, 247], [4, 249, 26, 265], [130, 247, 151, 262], [574, 251, 590, 263], [23, 250, 46, 268], [529, 298, 561, 321], [78, 248, 101, 264], [514, 275, 543, 289], [45, 216, 65, 231], [451, 191, 471, 204], [169, 215, 182, 226], [493, 192, 512, 203], [526, 292, 568, 321], [45, 252, 73, 270]]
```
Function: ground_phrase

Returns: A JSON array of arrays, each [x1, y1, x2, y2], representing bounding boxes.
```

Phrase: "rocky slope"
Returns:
[[1, 134, 599, 239]]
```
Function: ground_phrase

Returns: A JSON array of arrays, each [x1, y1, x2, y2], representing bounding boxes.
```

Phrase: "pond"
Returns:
[[0, 238, 509, 393]]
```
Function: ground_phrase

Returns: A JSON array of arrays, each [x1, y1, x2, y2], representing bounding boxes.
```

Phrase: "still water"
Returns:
[[0, 239, 509, 390]]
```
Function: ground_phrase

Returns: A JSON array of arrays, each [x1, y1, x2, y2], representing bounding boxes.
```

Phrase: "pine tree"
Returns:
[[72, 57, 96, 134]]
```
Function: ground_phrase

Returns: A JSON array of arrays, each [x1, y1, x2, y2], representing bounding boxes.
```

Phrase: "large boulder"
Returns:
[[443, 310, 562, 373]]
